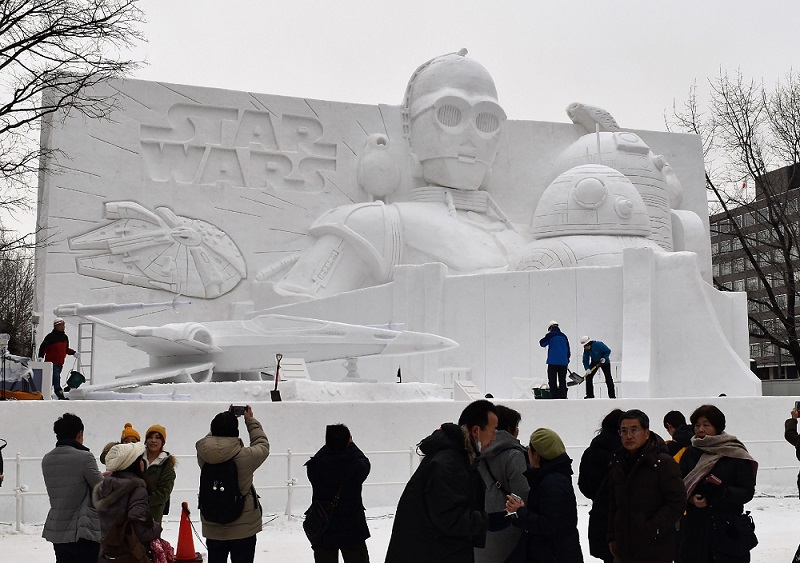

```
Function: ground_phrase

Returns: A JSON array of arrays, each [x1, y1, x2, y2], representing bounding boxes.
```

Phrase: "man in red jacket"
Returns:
[[38, 318, 79, 400]]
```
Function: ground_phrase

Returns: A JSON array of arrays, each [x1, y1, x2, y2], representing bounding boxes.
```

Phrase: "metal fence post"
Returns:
[[15, 452, 22, 532], [284, 448, 294, 517]]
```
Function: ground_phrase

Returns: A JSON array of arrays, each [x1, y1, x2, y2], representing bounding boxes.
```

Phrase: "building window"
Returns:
[[732, 238, 742, 251], [748, 300, 759, 313], [764, 343, 774, 356], [734, 279, 745, 291], [746, 277, 759, 291], [777, 294, 787, 309], [743, 213, 755, 227], [721, 239, 731, 253], [750, 343, 761, 357], [713, 263, 720, 277], [721, 261, 732, 276]]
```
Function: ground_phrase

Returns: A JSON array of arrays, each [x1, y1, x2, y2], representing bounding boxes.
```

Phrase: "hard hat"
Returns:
[[547, 320, 559, 329]]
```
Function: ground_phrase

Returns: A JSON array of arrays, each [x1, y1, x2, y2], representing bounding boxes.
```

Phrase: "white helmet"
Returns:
[[547, 320, 559, 330]]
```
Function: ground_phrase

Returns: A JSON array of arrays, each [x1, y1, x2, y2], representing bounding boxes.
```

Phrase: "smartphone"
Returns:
[[795, 400, 800, 411], [231, 405, 248, 416], [509, 493, 522, 503], [704, 474, 722, 486]]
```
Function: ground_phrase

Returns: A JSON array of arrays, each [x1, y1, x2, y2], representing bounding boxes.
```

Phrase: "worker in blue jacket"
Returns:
[[581, 336, 616, 399], [539, 321, 570, 399]]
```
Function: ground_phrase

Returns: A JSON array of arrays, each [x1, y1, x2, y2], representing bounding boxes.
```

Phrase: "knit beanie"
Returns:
[[120, 422, 140, 442], [99, 441, 119, 465], [210, 411, 239, 437], [528, 428, 566, 460], [105, 442, 146, 472], [146, 424, 167, 444]]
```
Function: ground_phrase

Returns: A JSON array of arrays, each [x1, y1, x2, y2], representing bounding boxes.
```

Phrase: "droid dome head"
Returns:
[[532, 164, 651, 239], [402, 49, 506, 191]]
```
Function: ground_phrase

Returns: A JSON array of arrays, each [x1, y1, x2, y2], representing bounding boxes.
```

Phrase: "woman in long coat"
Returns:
[[141, 424, 176, 523], [578, 409, 623, 563], [679, 404, 758, 563]]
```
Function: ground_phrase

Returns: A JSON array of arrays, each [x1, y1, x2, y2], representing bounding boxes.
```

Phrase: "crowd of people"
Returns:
[[33, 399, 800, 563]]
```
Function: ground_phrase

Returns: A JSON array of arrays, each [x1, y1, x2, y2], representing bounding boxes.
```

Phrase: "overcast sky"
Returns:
[[130, 0, 800, 132]]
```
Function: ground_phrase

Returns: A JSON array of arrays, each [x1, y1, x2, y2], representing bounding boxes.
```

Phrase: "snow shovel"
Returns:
[[567, 370, 585, 387], [270, 353, 282, 401]]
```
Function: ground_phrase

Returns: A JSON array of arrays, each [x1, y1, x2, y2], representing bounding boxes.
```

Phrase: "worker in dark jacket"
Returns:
[[38, 318, 79, 400], [785, 405, 800, 497], [578, 409, 623, 563], [305, 424, 371, 562], [663, 410, 693, 461], [579, 336, 615, 399], [503, 428, 583, 562], [539, 321, 570, 399], [608, 410, 686, 563], [385, 400, 498, 563]]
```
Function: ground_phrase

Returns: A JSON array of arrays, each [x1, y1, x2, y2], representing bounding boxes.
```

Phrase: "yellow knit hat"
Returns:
[[120, 422, 140, 443], [146, 424, 167, 445]]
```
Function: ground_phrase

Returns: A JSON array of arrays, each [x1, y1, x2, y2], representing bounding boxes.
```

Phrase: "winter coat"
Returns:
[[41, 439, 103, 544], [509, 453, 583, 563], [784, 417, 800, 496], [539, 327, 570, 366], [581, 341, 610, 371], [93, 472, 162, 548], [475, 430, 530, 563], [678, 444, 757, 563], [665, 424, 693, 459], [385, 423, 487, 563], [38, 329, 75, 366], [578, 428, 621, 562], [143, 452, 176, 523], [195, 416, 270, 541], [608, 432, 686, 563], [305, 442, 371, 549]]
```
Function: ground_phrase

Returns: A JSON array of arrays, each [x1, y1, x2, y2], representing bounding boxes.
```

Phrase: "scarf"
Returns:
[[55, 438, 90, 452], [683, 432, 758, 498]]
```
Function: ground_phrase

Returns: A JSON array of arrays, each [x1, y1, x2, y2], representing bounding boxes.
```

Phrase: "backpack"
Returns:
[[198, 458, 245, 524]]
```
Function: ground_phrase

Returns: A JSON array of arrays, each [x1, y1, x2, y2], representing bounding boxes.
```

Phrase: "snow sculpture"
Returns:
[[257, 50, 526, 301], [515, 164, 663, 270], [69, 201, 246, 298]]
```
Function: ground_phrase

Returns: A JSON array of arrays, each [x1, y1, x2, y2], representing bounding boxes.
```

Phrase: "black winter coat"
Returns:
[[608, 433, 686, 563], [784, 418, 800, 496], [511, 453, 583, 563], [578, 429, 620, 562], [305, 442, 371, 549], [385, 423, 487, 563], [666, 424, 693, 458], [678, 446, 756, 563]]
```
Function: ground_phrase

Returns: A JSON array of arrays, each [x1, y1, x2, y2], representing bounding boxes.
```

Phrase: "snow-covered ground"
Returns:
[[1, 495, 797, 562]]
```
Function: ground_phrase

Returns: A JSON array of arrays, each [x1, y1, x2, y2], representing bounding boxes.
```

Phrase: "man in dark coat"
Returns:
[[305, 424, 371, 562], [385, 400, 498, 563], [503, 428, 583, 562], [608, 409, 686, 563], [539, 321, 570, 399], [784, 404, 800, 496]]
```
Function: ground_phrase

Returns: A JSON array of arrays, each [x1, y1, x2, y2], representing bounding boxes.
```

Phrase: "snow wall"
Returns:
[[0, 396, 796, 524]]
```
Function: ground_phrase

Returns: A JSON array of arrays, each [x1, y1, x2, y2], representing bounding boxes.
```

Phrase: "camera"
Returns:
[[230, 405, 248, 416]]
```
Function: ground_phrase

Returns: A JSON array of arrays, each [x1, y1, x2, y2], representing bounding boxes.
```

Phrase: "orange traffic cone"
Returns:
[[175, 502, 203, 561]]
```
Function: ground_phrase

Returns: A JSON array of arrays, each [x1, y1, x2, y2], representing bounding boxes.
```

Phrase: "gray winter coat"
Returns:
[[42, 441, 103, 544], [195, 416, 270, 540], [475, 431, 530, 563]]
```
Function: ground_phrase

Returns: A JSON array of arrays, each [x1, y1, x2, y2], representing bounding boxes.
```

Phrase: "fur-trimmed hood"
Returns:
[[92, 473, 146, 513]]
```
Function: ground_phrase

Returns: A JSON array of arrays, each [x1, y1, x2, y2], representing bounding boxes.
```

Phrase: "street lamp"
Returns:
[[0, 333, 10, 400]]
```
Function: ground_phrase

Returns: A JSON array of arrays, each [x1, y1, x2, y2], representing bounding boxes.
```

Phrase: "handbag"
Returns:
[[710, 510, 757, 557], [302, 484, 343, 546], [100, 519, 152, 563]]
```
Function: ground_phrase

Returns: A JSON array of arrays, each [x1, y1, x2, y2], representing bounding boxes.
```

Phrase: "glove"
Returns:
[[73, 352, 80, 360], [600, 358, 606, 363], [585, 370, 592, 377]]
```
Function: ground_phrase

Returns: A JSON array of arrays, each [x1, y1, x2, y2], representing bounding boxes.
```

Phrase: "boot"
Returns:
[[55, 388, 68, 400]]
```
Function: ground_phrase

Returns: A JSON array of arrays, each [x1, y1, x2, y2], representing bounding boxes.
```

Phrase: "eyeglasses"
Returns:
[[618, 427, 643, 436], [410, 96, 506, 134]]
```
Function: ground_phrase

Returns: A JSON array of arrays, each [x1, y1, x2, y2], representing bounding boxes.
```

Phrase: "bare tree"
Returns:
[[669, 70, 800, 374], [0, 244, 34, 355], [0, 0, 145, 253]]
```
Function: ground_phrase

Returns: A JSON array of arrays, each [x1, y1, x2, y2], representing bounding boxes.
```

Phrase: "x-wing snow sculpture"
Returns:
[[53, 302, 457, 395]]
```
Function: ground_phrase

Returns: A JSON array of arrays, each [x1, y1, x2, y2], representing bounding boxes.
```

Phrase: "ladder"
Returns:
[[77, 322, 95, 384]]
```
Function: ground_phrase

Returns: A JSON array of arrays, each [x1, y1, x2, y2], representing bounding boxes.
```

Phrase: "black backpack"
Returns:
[[198, 458, 245, 524]]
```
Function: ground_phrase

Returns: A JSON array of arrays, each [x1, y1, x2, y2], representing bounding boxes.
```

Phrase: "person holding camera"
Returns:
[[784, 403, 800, 497], [195, 406, 270, 563], [304, 424, 371, 563]]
